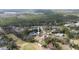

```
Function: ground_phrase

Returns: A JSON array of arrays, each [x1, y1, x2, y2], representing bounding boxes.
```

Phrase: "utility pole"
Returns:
[[37, 26, 40, 35]]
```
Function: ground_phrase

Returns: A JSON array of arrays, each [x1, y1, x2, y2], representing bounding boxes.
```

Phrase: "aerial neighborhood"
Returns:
[[0, 9, 79, 50]]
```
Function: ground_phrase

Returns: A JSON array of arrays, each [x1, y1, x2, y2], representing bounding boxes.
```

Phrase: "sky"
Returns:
[[0, 0, 78, 9]]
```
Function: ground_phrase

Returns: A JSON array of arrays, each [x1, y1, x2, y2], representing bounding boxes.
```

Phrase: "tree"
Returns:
[[7, 41, 18, 50]]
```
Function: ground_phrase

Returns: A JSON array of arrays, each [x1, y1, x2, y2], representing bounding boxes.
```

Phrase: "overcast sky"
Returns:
[[0, 0, 78, 9]]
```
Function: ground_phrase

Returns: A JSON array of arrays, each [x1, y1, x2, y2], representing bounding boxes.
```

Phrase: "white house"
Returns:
[[0, 27, 5, 34], [64, 23, 75, 27], [75, 22, 79, 26], [13, 27, 25, 33], [55, 33, 64, 37], [64, 24, 71, 27], [0, 47, 8, 50]]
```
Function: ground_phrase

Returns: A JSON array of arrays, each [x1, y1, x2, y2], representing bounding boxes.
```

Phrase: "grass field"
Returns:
[[6, 34, 42, 50]]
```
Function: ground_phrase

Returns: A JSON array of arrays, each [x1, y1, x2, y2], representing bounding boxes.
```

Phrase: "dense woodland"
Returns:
[[0, 10, 79, 26]]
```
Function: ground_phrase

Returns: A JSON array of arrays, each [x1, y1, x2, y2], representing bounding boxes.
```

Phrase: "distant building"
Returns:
[[0, 47, 8, 50], [64, 24, 71, 27], [55, 33, 64, 37], [0, 27, 5, 34], [51, 27, 61, 34], [29, 32, 38, 36], [64, 23, 75, 27], [75, 22, 79, 27], [4, 12, 16, 14]]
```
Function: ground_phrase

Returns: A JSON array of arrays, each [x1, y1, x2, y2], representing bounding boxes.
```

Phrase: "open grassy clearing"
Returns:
[[6, 34, 42, 50]]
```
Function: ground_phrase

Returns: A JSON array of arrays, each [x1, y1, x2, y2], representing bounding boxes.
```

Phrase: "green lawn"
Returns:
[[6, 34, 41, 50]]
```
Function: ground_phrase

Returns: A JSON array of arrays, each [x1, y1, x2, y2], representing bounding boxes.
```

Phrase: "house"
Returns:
[[64, 23, 75, 27], [0, 47, 8, 50], [55, 33, 64, 37], [40, 34, 49, 39], [75, 22, 79, 27], [2, 26, 12, 33], [47, 43, 54, 49], [29, 31, 38, 36], [0, 27, 5, 34], [64, 24, 71, 27], [23, 31, 38, 40], [51, 28, 61, 34], [12, 27, 25, 33], [4, 26, 25, 33], [71, 30, 79, 34]]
